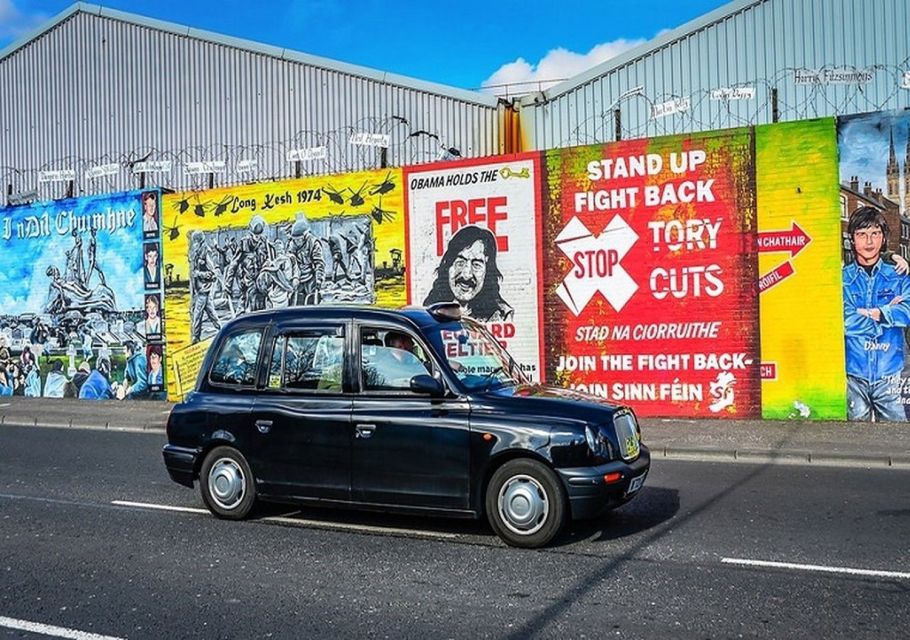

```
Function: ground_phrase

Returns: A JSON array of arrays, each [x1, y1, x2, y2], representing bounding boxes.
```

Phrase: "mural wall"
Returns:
[[838, 109, 910, 422], [542, 130, 761, 417], [161, 169, 406, 398], [8, 109, 910, 420], [756, 119, 845, 420], [0, 190, 164, 400], [405, 153, 544, 381]]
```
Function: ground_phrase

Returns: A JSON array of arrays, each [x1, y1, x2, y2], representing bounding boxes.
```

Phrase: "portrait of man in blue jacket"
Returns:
[[843, 206, 910, 421]]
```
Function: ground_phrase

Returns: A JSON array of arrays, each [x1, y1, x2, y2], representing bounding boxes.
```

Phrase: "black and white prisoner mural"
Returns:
[[185, 213, 375, 341], [162, 170, 407, 398]]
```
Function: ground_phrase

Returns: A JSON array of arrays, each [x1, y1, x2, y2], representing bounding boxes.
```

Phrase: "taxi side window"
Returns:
[[268, 328, 344, 393], [360, 327, 432, 392], [210, 330, 262, 386]]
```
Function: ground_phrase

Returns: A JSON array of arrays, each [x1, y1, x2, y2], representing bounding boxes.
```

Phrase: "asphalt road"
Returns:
[[0, 425, 907, 639]]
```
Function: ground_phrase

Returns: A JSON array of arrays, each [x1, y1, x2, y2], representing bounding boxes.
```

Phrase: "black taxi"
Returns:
[[162, 303, 650, 548]]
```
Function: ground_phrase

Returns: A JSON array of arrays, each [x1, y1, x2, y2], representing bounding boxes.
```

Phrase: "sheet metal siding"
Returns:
[[0, 13, 499, 200], [531, 0, 910, 150]]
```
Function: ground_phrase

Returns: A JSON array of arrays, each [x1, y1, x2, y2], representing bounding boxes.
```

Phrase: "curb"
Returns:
[[1, 419, 166, 434], [655, 446, 907, 469]]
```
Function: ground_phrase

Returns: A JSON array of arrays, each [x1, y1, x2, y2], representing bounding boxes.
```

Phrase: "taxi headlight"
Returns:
[[585, 425, 611, 459]]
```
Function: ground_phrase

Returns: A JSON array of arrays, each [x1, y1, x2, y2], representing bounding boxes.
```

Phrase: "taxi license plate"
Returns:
[[625, 472, 647, 496]]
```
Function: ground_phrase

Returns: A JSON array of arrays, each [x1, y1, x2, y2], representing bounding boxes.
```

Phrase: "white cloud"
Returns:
[[0, 0, 47, 41], [481, 37, 655, 95]]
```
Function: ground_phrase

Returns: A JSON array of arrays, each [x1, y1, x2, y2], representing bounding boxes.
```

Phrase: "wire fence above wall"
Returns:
[[4, 60, 910, 207], [546, 60, 910, 149], [0, 115, 470, 207]]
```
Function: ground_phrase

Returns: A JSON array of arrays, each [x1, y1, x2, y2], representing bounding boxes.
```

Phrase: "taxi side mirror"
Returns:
[[410, 374, 444, 396]]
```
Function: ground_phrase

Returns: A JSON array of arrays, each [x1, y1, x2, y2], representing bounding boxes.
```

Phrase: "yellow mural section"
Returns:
[[161, 169, 406, 399], [170, 338, 213, 399], [756, 119, 846, 419]]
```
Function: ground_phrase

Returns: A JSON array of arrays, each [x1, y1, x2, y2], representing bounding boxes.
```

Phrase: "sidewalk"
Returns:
[[643, 417, 910, 468], [2, 397, 909, 469]]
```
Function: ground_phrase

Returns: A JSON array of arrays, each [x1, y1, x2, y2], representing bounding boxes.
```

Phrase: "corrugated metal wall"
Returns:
[[0, 10, 503, 203], [526, 0, 910, 150]]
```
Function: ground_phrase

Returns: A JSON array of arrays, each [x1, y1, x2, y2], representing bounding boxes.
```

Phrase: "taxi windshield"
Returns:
[[424, 319, 528, 391]]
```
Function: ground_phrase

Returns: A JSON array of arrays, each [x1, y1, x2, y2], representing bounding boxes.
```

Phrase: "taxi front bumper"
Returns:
[[556, 445, 651, 520]]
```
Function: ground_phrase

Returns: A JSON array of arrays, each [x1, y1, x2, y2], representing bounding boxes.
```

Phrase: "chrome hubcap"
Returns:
[[498, 474, 549, 536], [208, 458, 245, 510]]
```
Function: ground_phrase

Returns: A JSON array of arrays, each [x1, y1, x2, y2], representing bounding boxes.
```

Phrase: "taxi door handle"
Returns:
[[355, 424, 376, 439], [255, 419, 273, 434]]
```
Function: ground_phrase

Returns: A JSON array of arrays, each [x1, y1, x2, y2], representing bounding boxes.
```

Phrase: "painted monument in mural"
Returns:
[[838, 109, 910, 422], [162, 169, 406, 398], [405, 154, 544, 381], [0, 190, 164, 400], [542, 130, 761, 418]]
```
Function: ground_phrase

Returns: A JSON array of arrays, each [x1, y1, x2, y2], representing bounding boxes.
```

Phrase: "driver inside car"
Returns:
[[361, 331, 431, 389], [385, 331, 415, 357]]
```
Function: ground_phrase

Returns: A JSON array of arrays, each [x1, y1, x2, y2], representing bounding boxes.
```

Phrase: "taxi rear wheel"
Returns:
[[199, 446, 257, 519], [485, 459, 566, 548]]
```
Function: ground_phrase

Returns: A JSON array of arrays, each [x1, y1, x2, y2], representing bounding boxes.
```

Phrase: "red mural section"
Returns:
[[542, 129, 761, 417]]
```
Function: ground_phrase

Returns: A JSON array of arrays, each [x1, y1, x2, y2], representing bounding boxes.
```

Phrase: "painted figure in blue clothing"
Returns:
[[79, 359, 114, 400], [23, 366, 41, 397], [122, 340, 149, 400], [43, 360, 69, 398], [0, 363, 12, 397], [843, 206, 910, 421]]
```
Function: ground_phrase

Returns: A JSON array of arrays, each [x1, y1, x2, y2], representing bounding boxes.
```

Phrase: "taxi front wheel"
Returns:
[[486, 459, 567, 548], [199, 446, 257, 519]]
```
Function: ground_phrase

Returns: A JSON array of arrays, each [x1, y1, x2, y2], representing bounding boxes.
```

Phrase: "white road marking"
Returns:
[[262, 515, 458, 538], [112, 500, 207, 514], [0, 402, 10, 407], [0, 616, 124, 640], [111, 500, 458, 539], [721, 557, 910, 580]]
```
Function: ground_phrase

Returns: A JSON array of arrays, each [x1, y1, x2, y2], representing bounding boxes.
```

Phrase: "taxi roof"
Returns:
[[218, 305, 453, 333]]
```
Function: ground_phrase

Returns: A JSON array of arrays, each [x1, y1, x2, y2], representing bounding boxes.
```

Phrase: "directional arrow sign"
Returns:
[[758, 261, 795, 293], [757, 222, 811, 257]]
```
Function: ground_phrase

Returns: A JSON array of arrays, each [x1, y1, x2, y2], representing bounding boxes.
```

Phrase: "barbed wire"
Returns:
[[556, 59, 910, 148], [0, 114, 464, 205], [2, 61, 909, 206]]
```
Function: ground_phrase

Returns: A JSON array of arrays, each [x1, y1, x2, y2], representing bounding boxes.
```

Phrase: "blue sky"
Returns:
[[839, 110, 910, 206], [0, 0, 724, 90]]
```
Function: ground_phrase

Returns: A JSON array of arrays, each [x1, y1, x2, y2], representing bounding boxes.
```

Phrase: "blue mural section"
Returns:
[[837, 109, 910, 421], [0, 190, 165, 399]]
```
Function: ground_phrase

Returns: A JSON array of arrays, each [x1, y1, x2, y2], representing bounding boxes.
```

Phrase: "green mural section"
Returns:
[[756, 118, 846, 419]]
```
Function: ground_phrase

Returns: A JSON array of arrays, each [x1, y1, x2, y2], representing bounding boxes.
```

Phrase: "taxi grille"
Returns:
[[613, 412, 640, 461]]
